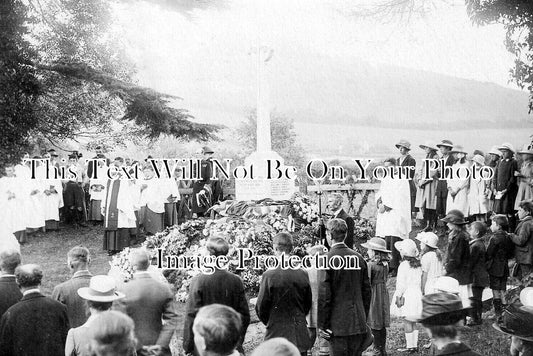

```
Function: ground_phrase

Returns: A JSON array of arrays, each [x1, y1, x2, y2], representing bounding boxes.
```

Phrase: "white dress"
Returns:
[[446, 162, 470, 215], [390, 260, 423, 318], [421, 251, 444, 294], [375, 177, 412, 239]]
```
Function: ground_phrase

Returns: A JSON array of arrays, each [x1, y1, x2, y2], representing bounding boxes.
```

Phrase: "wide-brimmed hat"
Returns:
[[407, 292, 470, 325], [498, 143, 515, 153], [419, 141, 438, 151], [77, 275, 125, 302], [394, 239, 418, 258], [361, 237, 391, 253], [518, 144, 533, 156], [493, 304, 533, 341], [440, 209, 468, 225], [416, 232, 439, 249], [436, 140, 454, 149], [488, 146, 502, 157], [433, 276, 460, 294], [471, 154, 485, 166], [395, 139, 411, 150], [450, 145, 467, 154]]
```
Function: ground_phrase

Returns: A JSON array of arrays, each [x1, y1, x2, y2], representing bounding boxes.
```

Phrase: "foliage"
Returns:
[[236, 110, 307, 171], [290, 193, 320, 224], [0, 0, 41, 168], [467, 0, 533, 112], [1, 0, 220, 168]]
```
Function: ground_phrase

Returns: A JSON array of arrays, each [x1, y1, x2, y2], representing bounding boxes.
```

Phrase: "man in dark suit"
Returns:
[[52, 246, 92, 328], [396, 139, 417, 215], [183, 237, 250, 355], [319, 219, 372, 356], [256, 232, 313, 356], [0, 264, 69, 356], [318, 193, 355, 249], [114, 249, 178, 356], [0, 249, 22, 317], [436, 140, 456, 221]]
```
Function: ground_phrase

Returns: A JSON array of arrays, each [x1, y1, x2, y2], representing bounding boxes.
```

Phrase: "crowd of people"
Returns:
[[0, 146, 224, 254]]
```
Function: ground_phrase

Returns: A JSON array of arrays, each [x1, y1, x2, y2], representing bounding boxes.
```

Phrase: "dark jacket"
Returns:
[[183, 269, 250, 355], [437, 155, 456, 196], [469, 238, 489, 287], [486, 230, 513, 277], [510, 216, 533, 265], [445, 229, 472, 285], [397, 154, 417, 201], [319, 209, 355, 249], [256, 266, 312, 352], [51, 270, 92, 328], [0, 292, 69, 356], [435, 341, 480, 356], [114, 273, 178, 351], [0, 276, 22, 318], [319, 243, 371, 336]]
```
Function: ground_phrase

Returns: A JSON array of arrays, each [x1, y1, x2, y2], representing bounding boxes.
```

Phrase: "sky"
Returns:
[[113, 0, 519, 125]]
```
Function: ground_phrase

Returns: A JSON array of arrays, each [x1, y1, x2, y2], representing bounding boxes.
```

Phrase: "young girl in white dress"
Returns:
[[416, 232, 444, 295], [390, 239, 423, 353]]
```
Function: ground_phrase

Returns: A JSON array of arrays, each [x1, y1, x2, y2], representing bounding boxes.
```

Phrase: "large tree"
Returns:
[[466, 0, 533, 112], [0, 0, 220, 168]]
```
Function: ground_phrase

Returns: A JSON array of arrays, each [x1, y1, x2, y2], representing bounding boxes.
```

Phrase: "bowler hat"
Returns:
[[440, 209, 468, 225], [419, 141, 438, 151], [394, 239, 418, 258], [436, 140, 454, 149], [493, 304, 533, 341], [202, 146, 214, 154], [498, 143, 515, 153], [361, 237, 391, 253], [407, 292, 470, 325], [77, 275, 125, 302], [416, 232, 439, 249], [395, 139, 411, 150]]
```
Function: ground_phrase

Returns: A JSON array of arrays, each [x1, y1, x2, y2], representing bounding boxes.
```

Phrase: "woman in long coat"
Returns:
[[515, 146, 533, 210], [415, 141, 439, 231], [446, 146, 470, 216]]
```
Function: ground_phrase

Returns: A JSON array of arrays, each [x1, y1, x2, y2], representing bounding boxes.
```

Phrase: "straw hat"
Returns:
[[520, 287, 533, 309], [488, 146, 502, 157], [498, 143, 515, 153], [433, 276, 460, 294], [419, 141, 438, 151], [361, 237, 391, 253], [394, 239, 418, 258], [518, 144, 533, 156], [471, 154, 485, 166], [436, 140, 454, 149], [77, 275, 125, 302], [416, 232, 439, 249], [408, 293, 470, 325], [395, 139, 411, 150], [440, 209, 468, 225], [450, 145, 467, 154], [493, 304, 533, 342]]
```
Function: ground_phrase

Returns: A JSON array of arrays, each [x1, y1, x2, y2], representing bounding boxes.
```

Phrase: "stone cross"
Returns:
[[256, 46, 274, 153]]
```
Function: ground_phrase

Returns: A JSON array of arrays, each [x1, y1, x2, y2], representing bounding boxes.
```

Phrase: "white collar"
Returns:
[[23, 288, 40, 296], [332, 242, 345, 247]]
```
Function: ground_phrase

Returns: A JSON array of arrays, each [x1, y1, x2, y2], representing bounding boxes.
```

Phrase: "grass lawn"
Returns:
[[20, 224, 512, 356]]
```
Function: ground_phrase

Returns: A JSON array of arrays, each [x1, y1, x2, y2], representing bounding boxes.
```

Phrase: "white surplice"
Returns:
[[375, 176, 412, 239]]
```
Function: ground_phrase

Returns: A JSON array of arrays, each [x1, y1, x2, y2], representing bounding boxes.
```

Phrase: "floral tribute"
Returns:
[[110, 195, 375, 302]]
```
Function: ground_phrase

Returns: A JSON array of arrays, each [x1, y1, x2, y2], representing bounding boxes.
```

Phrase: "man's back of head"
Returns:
[[252, 338, 300, 356], [206, 237, 229, 257], [326, 218, 347, 244], [67, 246, 90, 272], [15, 264, 43, 289], [0, 249, 21, 275], [273, 232, 293, 255], [131, 249, 150, 272]]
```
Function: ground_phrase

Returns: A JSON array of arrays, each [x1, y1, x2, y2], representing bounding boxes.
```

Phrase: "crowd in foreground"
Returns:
[[1, 210, 533, 356]]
